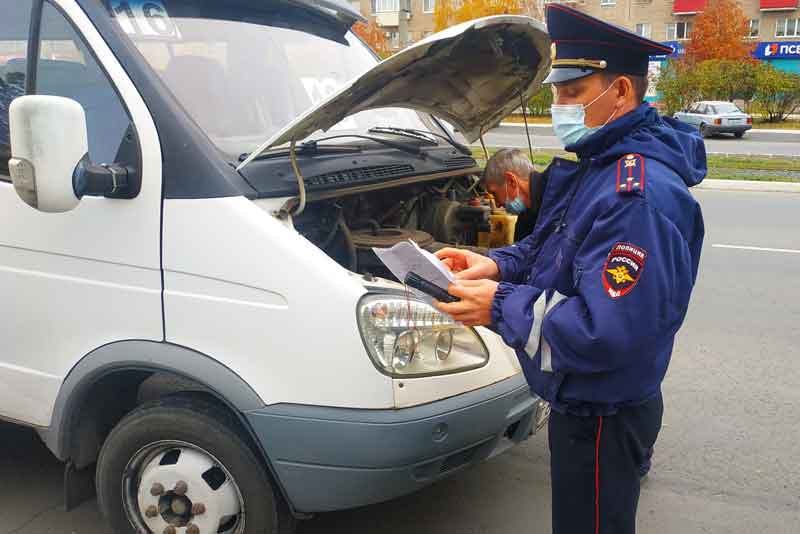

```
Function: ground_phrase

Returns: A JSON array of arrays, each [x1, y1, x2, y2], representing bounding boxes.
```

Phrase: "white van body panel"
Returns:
[[162, 196, 396, 409], [0, 0, 163, 426], [172, 197, 523, 410]]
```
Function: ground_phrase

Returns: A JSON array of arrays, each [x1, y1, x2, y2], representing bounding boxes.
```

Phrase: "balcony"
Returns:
[[673, 0, 705, 14], [759, 0, 798, 11]]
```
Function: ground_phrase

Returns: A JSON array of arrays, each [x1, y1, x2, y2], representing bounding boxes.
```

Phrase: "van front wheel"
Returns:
[[96, 396, 295, 534]]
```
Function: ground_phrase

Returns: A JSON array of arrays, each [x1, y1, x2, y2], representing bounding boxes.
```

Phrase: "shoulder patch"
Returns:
[[602, 242, 647, 299], [616, 153, 645, 195]]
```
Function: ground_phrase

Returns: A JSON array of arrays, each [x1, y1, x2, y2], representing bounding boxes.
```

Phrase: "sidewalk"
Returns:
[[695, 179, 800, 193]]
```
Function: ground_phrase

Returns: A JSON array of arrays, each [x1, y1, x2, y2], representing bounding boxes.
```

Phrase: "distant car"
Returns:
[[673, 101, 752, 139]]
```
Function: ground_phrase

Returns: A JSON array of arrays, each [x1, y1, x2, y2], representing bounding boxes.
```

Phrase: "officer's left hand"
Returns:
[[434, 279, 498, 326]]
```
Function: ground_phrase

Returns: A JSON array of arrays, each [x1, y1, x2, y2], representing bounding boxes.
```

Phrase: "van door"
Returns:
[[0, 0, 163, 427]]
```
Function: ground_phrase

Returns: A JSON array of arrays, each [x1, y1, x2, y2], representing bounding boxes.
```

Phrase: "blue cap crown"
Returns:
[[544, 4, 673, 84]]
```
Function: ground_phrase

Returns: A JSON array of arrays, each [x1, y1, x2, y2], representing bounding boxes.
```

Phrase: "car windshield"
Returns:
[[710, 103, 741, 114], [107, 0, 429, 158]]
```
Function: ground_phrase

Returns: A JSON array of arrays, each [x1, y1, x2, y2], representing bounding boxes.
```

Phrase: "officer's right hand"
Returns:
[[435, 248, 500, 281]]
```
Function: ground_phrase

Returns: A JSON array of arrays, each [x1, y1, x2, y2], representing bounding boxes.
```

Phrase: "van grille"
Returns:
[[306, 164, 415, 187]]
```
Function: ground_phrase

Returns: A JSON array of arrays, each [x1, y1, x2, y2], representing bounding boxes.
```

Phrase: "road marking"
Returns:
[[713, 244, 800, 254]]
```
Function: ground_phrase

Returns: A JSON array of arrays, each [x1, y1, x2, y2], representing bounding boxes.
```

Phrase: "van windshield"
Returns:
[[108, 0, 429, 158]]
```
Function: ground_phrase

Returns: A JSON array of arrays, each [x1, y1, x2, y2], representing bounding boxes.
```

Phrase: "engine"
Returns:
[[294, 174, 517, 281]]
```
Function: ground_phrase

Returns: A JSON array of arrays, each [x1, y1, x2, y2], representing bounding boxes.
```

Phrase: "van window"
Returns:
[[35, 2, 134, 165], [0, 1, 32, 181], [109, 0, 428, 159]]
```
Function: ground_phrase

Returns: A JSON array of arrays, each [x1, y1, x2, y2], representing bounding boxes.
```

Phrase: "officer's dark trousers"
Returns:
[[548, 392, 663, 534]]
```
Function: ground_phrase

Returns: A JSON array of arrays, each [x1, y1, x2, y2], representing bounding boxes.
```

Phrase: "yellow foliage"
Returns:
[[434, 0, 530, 32]]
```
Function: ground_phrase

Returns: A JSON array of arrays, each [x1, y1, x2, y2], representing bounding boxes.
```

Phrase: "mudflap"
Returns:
[[64, 461, 96, 512]]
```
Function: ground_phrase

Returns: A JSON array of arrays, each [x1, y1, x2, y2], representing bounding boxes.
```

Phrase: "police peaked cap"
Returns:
[[543, 3, 673, 84]]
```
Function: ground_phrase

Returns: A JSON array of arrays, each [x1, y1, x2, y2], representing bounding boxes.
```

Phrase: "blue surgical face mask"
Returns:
[[505, 181, 526, 215], [551, 79, 619, 146]]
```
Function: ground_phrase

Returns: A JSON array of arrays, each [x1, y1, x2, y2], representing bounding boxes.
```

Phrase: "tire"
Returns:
[[96, 395, 296, 534], [699, 123, 711, 139], [734, 131, 745, 139]]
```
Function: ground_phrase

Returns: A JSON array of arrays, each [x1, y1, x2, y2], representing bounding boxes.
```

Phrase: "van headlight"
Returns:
[[357, 294, 489, 377]]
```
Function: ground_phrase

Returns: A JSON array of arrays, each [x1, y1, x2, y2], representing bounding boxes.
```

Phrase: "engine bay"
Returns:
[[294, 172, 519, 280]]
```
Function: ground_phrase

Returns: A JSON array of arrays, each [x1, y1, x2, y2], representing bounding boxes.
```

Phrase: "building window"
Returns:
[[749, 19, 759, 38], [635, 23, 652, 38], [388, 31, 399, 47], [666, 21, 692, 40], [600, 0, 616, 6], [373, 0, 399, 12], [776, 18, 799, 38], [423, 0, 435, 13]]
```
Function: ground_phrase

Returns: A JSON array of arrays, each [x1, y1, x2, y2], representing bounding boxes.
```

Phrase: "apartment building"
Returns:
[[551, 0, 800, 73], [354, 0, 799, 74], [356, 0, 437, 49]]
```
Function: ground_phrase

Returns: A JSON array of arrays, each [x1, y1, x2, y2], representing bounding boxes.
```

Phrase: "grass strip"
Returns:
[[471, 148, 800, 182]]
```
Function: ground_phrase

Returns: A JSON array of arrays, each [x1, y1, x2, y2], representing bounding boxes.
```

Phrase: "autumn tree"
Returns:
[[683, 0, 755, 63], [352, 20, 390, 58], [434, 0, 543, 32]]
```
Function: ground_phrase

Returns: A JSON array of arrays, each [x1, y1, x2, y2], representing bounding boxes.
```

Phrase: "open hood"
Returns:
[[238, 15, 550, 170]]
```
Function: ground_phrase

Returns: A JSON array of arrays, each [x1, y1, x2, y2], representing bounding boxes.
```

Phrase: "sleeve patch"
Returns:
[[602, 242, 647, 298], [616, 153, 645, 195]]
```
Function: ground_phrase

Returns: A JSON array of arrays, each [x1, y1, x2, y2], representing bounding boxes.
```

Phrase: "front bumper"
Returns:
[[245, 374, 547, 513]]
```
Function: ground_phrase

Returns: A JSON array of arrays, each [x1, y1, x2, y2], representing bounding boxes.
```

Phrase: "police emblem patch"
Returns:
[[602, 242, 647, 298]]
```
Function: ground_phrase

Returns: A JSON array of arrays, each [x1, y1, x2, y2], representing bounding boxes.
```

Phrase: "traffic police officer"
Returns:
[[435, 4, 706, 533]]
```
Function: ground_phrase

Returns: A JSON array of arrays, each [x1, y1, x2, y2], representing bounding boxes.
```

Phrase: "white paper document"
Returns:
[[373, 240, 454, 301]]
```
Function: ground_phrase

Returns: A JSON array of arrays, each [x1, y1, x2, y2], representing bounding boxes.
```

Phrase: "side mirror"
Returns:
[[9, 95, 135, 213], [9, 95, 86, 212]]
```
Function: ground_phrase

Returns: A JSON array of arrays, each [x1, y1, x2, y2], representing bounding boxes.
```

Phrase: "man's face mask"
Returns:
[[550, 78, 621, 147], [504, 177, 526, 215]]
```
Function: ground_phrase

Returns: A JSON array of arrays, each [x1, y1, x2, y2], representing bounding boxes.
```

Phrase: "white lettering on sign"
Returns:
[[762, 42, 800, 58], [110, 1, 181, 40]]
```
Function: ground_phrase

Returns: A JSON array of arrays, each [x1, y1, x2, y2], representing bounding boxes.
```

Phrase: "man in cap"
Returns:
[[434, 4, 706, 533]]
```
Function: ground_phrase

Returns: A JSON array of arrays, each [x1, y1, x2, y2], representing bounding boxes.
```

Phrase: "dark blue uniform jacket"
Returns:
[[488, 104, 706, 416]]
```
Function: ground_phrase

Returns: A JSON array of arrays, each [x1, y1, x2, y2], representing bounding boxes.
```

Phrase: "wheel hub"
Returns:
[[125, 443, 244, 534]]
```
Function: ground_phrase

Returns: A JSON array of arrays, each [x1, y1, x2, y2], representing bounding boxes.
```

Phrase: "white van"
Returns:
[[0, 1, 550, 532]]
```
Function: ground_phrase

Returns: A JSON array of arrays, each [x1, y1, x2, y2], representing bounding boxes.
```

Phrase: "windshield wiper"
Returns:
[[369, 126, 472, 156], [368, 126, 439, 145], [239, 143, 362, 162], [239, 133, 426, 164]]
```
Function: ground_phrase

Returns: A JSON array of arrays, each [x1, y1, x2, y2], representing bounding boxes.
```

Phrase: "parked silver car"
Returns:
[[673, 101, 752, 139]]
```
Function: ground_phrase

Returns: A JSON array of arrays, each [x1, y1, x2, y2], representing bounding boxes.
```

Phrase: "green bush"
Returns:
[[527, 86, 553, 116], [656, 60, 700, 115], [656, 58, 800, 121], [752, 63, 800, 122]]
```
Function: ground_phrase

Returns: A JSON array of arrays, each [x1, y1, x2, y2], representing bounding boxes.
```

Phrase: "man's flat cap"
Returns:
[[543, 3, 673, 84]]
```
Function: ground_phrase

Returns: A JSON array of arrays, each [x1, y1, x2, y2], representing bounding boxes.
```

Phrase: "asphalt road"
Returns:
[[2, 190, 799, 534], [483, 124, 800, 157]]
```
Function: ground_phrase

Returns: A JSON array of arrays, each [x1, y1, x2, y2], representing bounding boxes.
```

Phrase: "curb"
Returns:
[[694, 179, 800, 193], [749, 128, 800, 134], [500, 122, 551, 127], [706, 152, 800, 158]]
